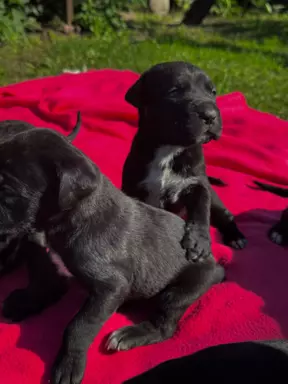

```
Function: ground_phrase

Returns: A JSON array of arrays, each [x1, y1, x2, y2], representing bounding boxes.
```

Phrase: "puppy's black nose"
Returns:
[[200, 108, 217, 124]]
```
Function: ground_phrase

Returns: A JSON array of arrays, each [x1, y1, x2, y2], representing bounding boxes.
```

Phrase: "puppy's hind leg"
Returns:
[[210, 187, 247, 250], [107, 258, 224, 352]]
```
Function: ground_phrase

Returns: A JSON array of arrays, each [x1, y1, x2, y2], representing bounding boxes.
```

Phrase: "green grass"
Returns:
[[0, 13, 287, 119]]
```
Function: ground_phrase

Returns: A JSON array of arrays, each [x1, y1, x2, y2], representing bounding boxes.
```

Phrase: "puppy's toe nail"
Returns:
[[106, 334, 119, 351], [230, 241, 239, 249], [276, 236, 282, 244], [106, 329, 126, 352], [271, 231, 282, 244], [237, 239, 247, 249], [187, 250, 198, 261]]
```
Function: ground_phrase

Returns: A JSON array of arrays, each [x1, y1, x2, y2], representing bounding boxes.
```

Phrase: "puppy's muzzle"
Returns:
[[201, 133, 217, 144], [196, 102, 218, 125], [195, 101, 221, 144]]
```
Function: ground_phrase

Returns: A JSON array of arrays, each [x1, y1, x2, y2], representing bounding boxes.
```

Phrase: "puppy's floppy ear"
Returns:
[[58, 155, 98, 211], [125, 77, 143, 108]]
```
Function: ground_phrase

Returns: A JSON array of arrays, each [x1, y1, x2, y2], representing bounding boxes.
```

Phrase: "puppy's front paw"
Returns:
[[52, 349, 86, 384], [106, 322, 161, 351], [222, 223, 247, 250], [181, 227, 211, 261], [2, 289, 37, 322], [269, 221, 288, 246], [106, 326, 143, 351]]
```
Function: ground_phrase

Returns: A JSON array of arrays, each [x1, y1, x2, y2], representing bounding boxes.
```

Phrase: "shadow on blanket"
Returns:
[[225, 208, 288, 338], [124, 340, 288, 383]]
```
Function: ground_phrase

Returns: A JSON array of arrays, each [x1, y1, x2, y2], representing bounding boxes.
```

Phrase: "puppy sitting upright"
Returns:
[[123, 62, 247, 260]]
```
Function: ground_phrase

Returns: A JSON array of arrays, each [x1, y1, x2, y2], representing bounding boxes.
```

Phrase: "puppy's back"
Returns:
[[0, 120, 35, 143]]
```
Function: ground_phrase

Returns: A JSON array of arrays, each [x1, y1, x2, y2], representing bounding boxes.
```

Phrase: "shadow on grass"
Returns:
[[128, 19, 288, 68], [201, 18, 288, 45], [155, 34, 288, 67]]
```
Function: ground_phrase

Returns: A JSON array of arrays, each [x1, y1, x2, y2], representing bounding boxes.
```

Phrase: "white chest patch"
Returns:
[[140, 145, 197, 208]]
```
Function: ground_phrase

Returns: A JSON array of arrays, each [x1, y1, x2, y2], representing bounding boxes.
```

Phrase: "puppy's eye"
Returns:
[[205, 82, 216, 96]]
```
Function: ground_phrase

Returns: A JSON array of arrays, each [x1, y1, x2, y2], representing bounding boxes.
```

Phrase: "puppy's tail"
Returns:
[[252, 180, 288, 197], [67, 111, 81, 142], [208, 176, 227, 187]]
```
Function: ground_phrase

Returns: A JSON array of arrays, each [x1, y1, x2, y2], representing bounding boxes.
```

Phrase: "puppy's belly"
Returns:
[[49, 251, 73, 278]]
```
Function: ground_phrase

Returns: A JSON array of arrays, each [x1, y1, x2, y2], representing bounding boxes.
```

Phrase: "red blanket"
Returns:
[[0, 70, 288, 384]]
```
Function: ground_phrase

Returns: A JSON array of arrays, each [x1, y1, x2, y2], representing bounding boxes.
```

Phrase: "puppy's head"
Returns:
[[0, 130, 98, 238], [126, 61, 222, 146]]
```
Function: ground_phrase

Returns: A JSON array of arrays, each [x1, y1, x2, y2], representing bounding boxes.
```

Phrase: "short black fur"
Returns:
[[0, 112, 82, 275], [123, 61, 247, 260], [0, 129, 224, 384]]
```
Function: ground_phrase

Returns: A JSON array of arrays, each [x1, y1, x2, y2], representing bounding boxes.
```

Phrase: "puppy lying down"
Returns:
[[0, 112, 81, 277], [0, 129, 224, 384], [123, 61, 247, 261], [253, 180, 288, 245]]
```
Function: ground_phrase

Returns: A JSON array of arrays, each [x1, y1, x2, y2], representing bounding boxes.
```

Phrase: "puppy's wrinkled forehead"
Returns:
[[126, 61, 214, 107]]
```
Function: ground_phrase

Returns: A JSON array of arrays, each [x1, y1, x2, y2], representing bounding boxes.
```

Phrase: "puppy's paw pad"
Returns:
[[181, 232, 211, 261]]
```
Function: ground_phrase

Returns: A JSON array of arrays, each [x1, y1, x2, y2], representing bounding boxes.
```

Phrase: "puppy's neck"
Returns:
[[133, 129, 173, 154], [137, 111, 171, 148]]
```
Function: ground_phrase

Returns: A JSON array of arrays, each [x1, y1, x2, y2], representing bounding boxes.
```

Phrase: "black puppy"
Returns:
[[125, 340, 288, 384], [0, 129, 224, 384], [253, 180, 288, 245], [0, 112, 81, 277], [122, 61, 246, 261]]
